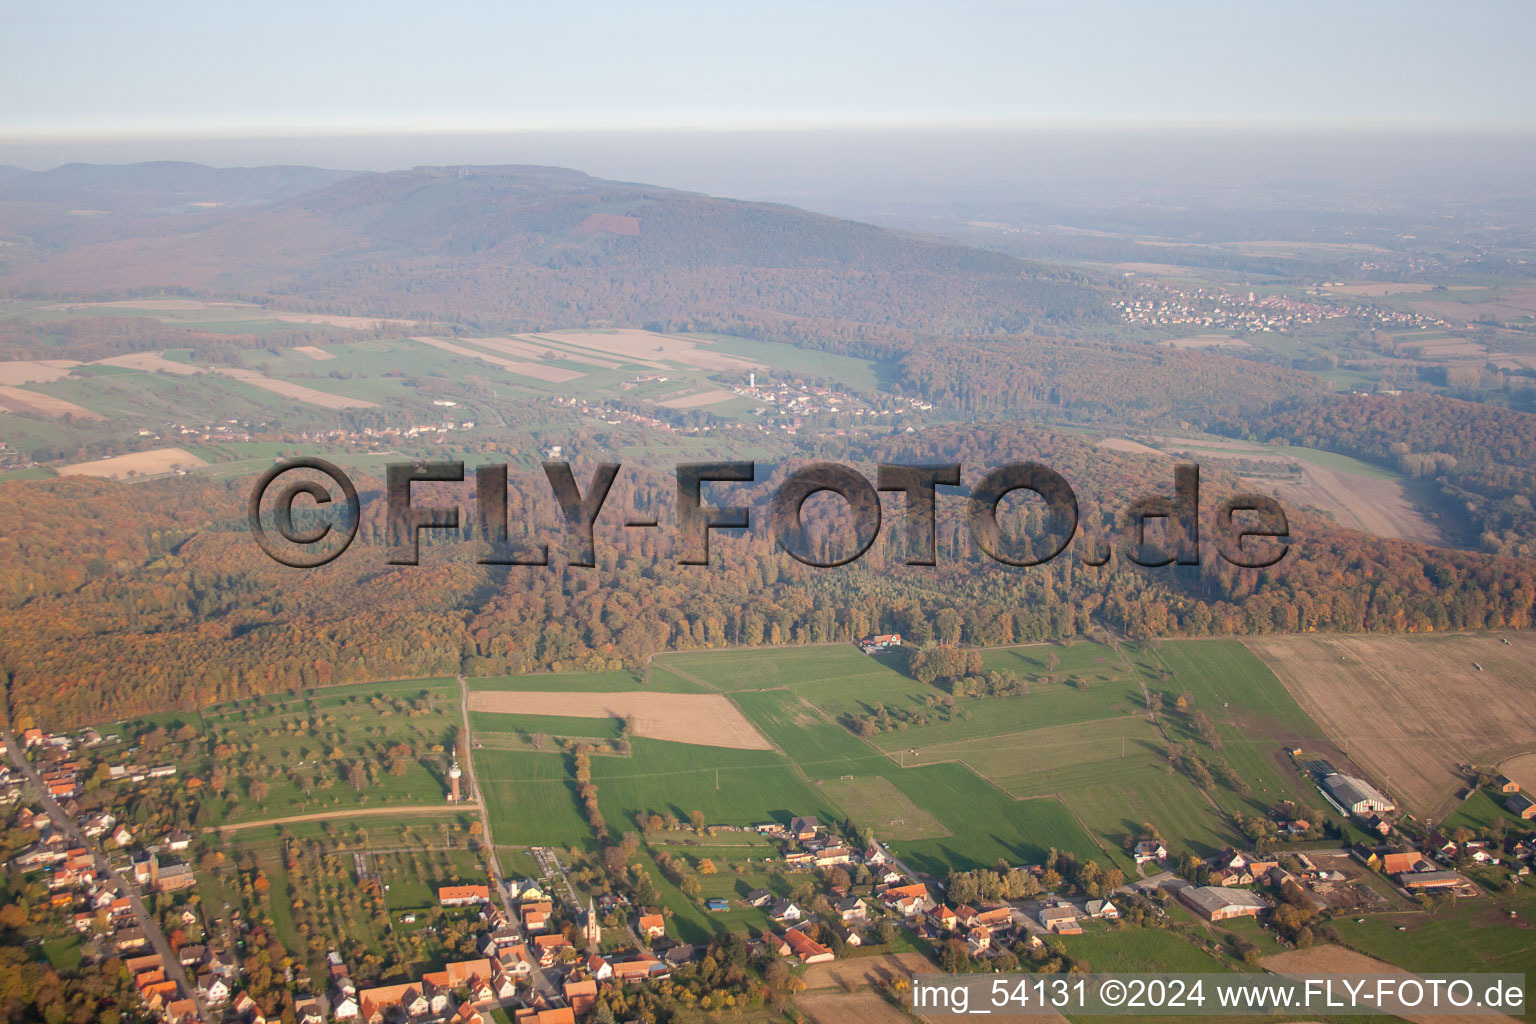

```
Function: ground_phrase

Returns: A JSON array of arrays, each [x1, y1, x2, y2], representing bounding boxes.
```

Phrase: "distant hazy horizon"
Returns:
[[4, 129, 1535, 225], [8, 0, 1533, 218]]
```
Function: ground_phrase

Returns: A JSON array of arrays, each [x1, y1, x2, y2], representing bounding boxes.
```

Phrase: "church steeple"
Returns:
[[584, 896, 601, 948]]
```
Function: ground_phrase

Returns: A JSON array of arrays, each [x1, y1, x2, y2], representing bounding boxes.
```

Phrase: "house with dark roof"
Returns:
[[769, 899, 802, 923]]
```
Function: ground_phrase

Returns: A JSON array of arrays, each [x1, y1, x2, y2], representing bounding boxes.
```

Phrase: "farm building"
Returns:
[[1178, 886, 1269, 922], [1508, 793, 1536, 820], [1398, 870, 1468, 891], [1038, 905, 1079, 932], [1322, 773, 1396, 815], [1380, 851, 1423, 875], [1495, 774, 1520, 794]]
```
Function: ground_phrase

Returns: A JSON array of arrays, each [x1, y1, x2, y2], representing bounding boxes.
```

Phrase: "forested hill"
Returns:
[[0, 162, 1113, 336]]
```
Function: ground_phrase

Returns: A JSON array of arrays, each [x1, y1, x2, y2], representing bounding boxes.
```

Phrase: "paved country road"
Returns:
[[458, 675, 562, 1003]]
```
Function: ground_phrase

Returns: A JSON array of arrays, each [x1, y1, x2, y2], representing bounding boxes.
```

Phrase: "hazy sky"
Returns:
[[5, 0, 1534, 140]]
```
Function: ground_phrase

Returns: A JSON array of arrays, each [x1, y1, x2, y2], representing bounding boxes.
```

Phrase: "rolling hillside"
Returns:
[[0, 162, 1113, 337]]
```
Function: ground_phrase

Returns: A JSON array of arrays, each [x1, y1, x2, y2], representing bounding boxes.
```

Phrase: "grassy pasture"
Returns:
[[95, 677, 461, 827], [468, 668, 706, 694], [1333, 891, 1536, 974], [591, 737, 840, 831], [817, 776, 949, 840], [631, 848, 773, 944], [958, 715, 1167, 793], [468, 710, 624, 747], [720, 684, 1102, 869], [872, 687, 1147, 753], [1061, 765, 1235, 859], [655, 644, 889, 694], [475, 748, 597, 851], [1060, 926, 1233, 973]]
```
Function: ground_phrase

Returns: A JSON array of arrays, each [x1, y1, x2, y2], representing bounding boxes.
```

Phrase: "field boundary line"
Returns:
[[212, 804, 472, 832]]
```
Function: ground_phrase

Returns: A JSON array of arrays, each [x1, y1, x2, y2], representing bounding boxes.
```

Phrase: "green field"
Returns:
[[1060, 926, 1234, 973], [591, 737, 842, 831], [465, 651, 1110, 872], [641, 639, 1346, 869], [196, 677, 461, 824], [476, 748, 597, 850], [912, 715, 1162, 793], [216, 813, 481, 850], [721, 682, 1104, 872], [631, 848, 774, 944], [375, 848, 485, 910], [1147, 641, 1333, 820], [468, 668, 706, 694], [654, 645, 898, 695], [1335, 888, 1536, 974], [125, 634, 1346, 894], [817, 776, 949, 840], [469, 711, 625, 748], [1441, 787, 1532, 834]]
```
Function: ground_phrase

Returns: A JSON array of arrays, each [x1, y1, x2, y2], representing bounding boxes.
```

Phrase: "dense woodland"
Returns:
[[5, 424, 1535, 728], [3, 163, 1535, 728], [1252, 392, 1536, 557]]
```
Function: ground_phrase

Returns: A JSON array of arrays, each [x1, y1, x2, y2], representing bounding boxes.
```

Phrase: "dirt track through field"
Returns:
[[471, 335, 622, 368], [521, 329, 763, 372], [1248, 464, 1441, 546], [466, 690, 772, 750], [45, 299, 412, 329], [1261, 945, 1519, 1023], [58, 446, 207, 479], [212, 367, 377, 408], [1097, 438, 1171, 459], [796, 991, 914, 1024], [265, 311, 413, 329], [411, 336, 585, 383], [1106, 436, 1439, 544], [657, 388, 735, 408], [212, 804, 471, 832], [0, 360, 81, 385], [1247, 633, 1536, 816], [95, 352, 200, 375], [800, 952, 937, 990], [0, 384, 104, 419]]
